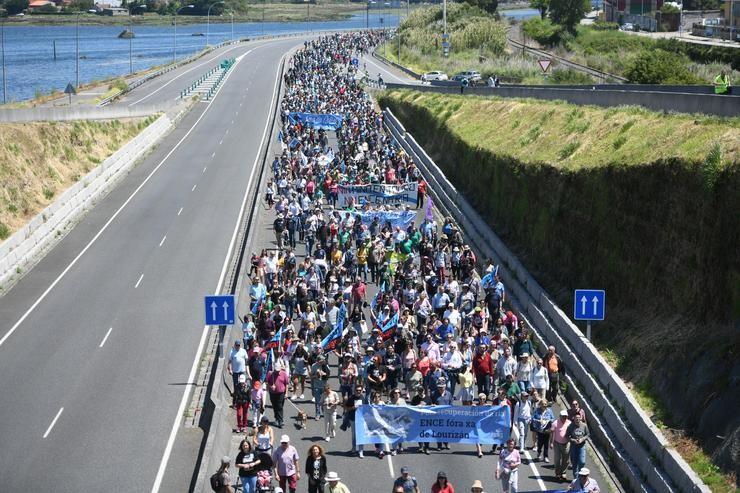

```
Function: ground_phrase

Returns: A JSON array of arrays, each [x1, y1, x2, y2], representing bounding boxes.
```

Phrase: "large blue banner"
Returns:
[[288, 112, 343, 130], [338, 182, 418, 207], [355, 405, 511, 445], [343, 210, 416, 230]]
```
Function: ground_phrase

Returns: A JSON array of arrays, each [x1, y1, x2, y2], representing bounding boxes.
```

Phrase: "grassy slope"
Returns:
[[0, 117, 154, 240], [379, 89, 740, 491], [382, 89, 739, 167]]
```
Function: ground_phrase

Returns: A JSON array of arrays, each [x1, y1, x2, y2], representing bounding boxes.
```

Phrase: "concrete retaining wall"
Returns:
[[0, 113, 172, 289], [383, 108, 710, 493], [383, 82, 740, 117], [0, 104, 163, 123]]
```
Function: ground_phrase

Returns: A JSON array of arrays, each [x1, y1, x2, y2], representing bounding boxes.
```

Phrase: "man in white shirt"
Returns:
[[569, 468, 599, 492], [443, 304, 462, 329], [228, 340, 249, 407]]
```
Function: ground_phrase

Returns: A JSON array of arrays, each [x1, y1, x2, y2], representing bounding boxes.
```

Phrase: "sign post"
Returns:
[[538, 59, 551, 73], [204, 295, 235, 325], [64, 82, 76, 106], [573, 289, 605, 340]]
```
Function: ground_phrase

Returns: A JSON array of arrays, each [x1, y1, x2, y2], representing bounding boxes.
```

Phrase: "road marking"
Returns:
[[0, 51, 247, 349], [177, 207, 183, 216], [512, 424, 547, 490], [225, 129, 230, 135], [363, 55, 408, 83], [151, 48, 287, 493], [128, 47, 254, 106], [43, 407, 64, 439], [386, 444, 394, 478], [99, 327, 113, 348], [219, 139, 223, 145], [203, 166, 208, 173], [240, 102, 243, 107], [211, 151, 216, 158], [159, 235, 167, 247], [191, 184, 197, 192], [231, 120, 234, 124], [134, 274, 144, 288]]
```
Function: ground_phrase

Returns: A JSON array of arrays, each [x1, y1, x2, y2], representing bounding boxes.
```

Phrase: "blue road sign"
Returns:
[[574, 289, 605, 321], [205, 295, 235, 325]]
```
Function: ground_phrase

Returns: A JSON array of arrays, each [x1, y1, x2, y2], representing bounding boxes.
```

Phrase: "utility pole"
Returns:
[[262, 0, 266, 36], [1, 19, 6, 104], [173, 5, 195, 63], [76, 12, 80, 87]]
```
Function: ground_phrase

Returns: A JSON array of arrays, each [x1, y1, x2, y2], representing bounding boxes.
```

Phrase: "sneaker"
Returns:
[[300, 394, 305, 399], [311, 397, 316, 403], [544, 457, 550, 463], [290, 395, 297, 401], [391, 450, 397, 456], [378, 451, 385, 459], [315, 416, 321, 421], [535, 455, 541, 461], [325, 437, 331, 442], [332, 431, 336, 437], [358, 451, 364, 458], [423, 448, 430, 455]]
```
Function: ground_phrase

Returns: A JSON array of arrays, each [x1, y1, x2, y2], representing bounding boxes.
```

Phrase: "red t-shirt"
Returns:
[[432, 483, 455, 493]]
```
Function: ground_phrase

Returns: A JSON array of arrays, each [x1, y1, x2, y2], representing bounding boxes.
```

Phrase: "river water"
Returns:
[[0, 8, 537, 102]]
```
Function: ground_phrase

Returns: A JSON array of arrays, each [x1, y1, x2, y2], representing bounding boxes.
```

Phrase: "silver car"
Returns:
[[421, 71, 449, 82]]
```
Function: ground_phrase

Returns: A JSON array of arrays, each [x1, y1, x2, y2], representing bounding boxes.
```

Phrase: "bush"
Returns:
[[522, 18, 563, 46], [549, 68, 594, 84], [625, 49, 705, 84]]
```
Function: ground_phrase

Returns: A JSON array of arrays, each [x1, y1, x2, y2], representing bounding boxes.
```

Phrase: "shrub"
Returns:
[[591, 20, 619, 30], [549, 68, 594, 84], [112, 78, 129, 92], [558, 140, 580, 159], [522, 17, 563, 46], [0, 222, 9, 240], [625, 49, 705, 84]]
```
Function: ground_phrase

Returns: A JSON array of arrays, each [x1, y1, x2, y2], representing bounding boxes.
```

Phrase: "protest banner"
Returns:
[[338, 182, 418, 207], [344, 210, 416, 230], [287, 112, 344, 130], [355, 405, 511, 445]]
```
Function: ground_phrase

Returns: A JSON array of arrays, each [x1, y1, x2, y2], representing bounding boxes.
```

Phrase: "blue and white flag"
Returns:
[[380, 311, 399, 340], [260, 349, 273, 382], [355, 405, 511, 445]]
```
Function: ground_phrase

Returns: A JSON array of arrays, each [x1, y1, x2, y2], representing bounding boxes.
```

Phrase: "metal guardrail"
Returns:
[[180, 65, 219, 99]]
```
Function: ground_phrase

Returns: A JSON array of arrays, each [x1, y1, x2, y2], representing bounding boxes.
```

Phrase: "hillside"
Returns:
[[0, 117, 154, 241], [378, 89, 740, 490]]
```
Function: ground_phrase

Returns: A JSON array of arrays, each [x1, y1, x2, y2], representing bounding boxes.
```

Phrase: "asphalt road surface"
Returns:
[[0, 36, 305, 492]]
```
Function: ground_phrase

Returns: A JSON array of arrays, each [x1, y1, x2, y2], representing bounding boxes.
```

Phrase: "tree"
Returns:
[[4, 0, 29, 15], [530, 0, 549, 19], [548, 0, 588, 33], [624, 49, 704, 84], [463, 0, 498, 15]]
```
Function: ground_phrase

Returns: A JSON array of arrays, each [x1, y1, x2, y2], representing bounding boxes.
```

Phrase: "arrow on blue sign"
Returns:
[[573, 289, 605, 321], [205, 295, 235, 325]]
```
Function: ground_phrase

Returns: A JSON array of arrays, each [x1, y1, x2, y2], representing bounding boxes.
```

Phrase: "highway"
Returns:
[[0, 36, 303, 492]]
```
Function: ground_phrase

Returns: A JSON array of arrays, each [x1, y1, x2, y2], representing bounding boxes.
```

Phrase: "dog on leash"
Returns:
[[296, 410, 308, 430]]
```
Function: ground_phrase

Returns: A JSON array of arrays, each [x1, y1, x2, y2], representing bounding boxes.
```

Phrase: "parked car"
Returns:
[[456, 70, 482, 82], [421, 71, 448, 82], [620, 22, 635, 31]]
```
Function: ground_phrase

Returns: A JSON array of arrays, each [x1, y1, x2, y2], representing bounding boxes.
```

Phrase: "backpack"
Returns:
[[209, 471, 223, 491]]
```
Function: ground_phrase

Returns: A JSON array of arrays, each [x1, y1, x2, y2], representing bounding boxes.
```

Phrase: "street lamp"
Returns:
[[173, 4, 195, 63], [75, 12, 80, 87], [206, 1, 224, 47], [262, 0, 266, 36], [305, 0, 310, 33], [129, 5, 146, 75], [229, 11, 234, 42]]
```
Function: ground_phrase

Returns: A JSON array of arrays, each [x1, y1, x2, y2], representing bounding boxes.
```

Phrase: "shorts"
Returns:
[[279, 474, 298, 491]]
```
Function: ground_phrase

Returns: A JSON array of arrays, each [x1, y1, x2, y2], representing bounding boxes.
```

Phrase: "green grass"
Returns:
[[687, 449, 737, 493], [380, 89, 740, 169]]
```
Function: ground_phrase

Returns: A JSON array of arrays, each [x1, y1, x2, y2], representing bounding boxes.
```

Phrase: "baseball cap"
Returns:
[[578, 468, 590, 476], [560, 410, 568, 417], [400, 466, 409, 474], [221, 456, 230, 464], [280, 434, 290, 443]]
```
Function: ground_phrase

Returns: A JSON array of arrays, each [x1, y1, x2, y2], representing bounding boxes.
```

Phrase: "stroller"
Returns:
[[255, 452, 276, 493]]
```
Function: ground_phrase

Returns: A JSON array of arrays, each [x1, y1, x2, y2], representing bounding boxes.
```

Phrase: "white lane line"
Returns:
[[239, 102, 243, 107], [211, 151, 216, 158], [128, 47, 254, 106], [134, 274, 144, 288], [364, 56, 408, 83], [177, 207, 183, 216], [99, 327, 113, 348], [219, 139, 223, 145], [225, 129, 230, 135], [203, 166, 207, 173], [159, 235, 167, 247], [43, 407, 64, 439], [191, 184, 197, 192], [386, 444, 394, 478], [0, 50, 249, 349], [151, 49, 287, 493]]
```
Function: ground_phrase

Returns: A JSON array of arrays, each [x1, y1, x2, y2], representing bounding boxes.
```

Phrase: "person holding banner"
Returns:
[[495, 439, 521, 493]]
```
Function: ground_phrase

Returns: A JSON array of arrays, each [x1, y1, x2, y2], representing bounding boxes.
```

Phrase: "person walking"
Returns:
[[431, 471, 454, 493], [567, 413, 589, 479], [543, 346, 564, 403], [235, 439, 261, 493], [214, 456, 234, 493], [568, 468, 600, 492], [532, 399, 554, 462], [253, 416, 274, 455], [713, 70, 731, 95], [305, 444, 328, 493], [234, 374, 251, 433], [512, 391, 532, 450], [393, 466, 420, 493], [322, 383, 341, 442], [550, 410, 571, 482], [273, 434, 300, 493], [267, 363, 289, 428], [495, 439, 520, 493], [326, 471, 350, 493], [469, 480, 487, 493], [228, 340, 249, 407]]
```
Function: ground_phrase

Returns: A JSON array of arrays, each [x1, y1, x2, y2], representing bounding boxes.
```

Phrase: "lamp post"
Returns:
[[173, 4, 195, 63], [230, 12, 234, 42], [75, 12, 80, 87], [206, 1, 224, 47], [262, 0, 266, 36], [305, 0, 310, 33], [1, 18, 6, 104], [128, 5, 146, 75]]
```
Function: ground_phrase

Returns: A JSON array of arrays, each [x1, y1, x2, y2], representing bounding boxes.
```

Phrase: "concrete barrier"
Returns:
[[383, 82, 740, 117], [383, 107, 711, 493], [0, 104, 164, 123], [0, 113, 173, 290]]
